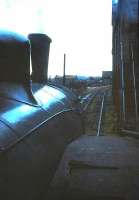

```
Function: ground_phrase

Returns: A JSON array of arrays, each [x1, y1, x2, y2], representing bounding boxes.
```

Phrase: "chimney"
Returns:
[[28, 33, 52, 83], [0, 30, 30, 86]]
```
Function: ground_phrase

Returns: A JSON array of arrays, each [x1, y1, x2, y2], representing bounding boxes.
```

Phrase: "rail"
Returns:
[[79, 92, 98, 113], [79, 87, 108, 136], [97, 92, 105, 136]]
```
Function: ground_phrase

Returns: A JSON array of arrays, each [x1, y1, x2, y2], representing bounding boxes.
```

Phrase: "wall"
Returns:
[[112, 0, 139, 131]]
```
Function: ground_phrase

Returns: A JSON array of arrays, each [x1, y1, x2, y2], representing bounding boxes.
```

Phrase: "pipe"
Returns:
[[120, 41, 126, 121], [63, 53, 66, 86], [28, 33, 52, 83], [131, 44, 138, 121]]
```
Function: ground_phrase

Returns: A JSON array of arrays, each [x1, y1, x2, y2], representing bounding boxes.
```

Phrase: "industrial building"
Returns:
[[112, 0, 139, 132]]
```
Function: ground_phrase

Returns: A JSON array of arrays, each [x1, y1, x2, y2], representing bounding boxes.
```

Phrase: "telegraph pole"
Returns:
[[63, 53, 66, 86]]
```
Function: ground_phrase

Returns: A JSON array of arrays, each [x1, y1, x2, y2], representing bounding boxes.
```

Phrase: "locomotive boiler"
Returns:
[[0, 30, 83, 200]]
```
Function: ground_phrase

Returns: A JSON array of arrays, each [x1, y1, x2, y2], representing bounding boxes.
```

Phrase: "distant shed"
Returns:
[[102, 71, 112, 85]]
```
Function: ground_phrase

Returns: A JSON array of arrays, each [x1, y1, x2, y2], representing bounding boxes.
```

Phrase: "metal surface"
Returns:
[[131, 44, 138, 121], [0, 120, 17, 151], [0, 82, 37, 105], [0, 97, 48, 135], [80, 92, 97, 112], [120, 42, 126, 121], [97, 93, 105, 136], [0, 30, 83, 200], [0, 80, 80, 151], [28, 33, 52, 83], [63, 53, 66, 86], [0, 30, 30, 85], [32, 83, 72, 113], [48, 83, 78, 105]]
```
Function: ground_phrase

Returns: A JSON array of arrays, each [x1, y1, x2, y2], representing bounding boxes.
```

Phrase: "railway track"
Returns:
[[80, 91, 98, 112], [80, 86, 110, 136]]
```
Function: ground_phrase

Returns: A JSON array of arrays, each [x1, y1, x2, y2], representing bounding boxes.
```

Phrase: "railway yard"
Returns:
[[46, 85, 139, 200], [0, 1, 138, 200]]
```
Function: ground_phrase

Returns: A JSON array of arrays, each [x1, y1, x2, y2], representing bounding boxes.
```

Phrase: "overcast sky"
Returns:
[[0, 0, 112, 77]]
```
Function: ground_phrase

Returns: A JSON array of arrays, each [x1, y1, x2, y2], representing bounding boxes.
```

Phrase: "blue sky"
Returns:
[[0, 0, 112, 77]]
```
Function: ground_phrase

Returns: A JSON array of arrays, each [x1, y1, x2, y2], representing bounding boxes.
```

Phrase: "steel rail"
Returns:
[[97, 92, 105, 136], [83, 94, 97, 112], [79, 87, 108, 136], [80, 92, 98, 113]]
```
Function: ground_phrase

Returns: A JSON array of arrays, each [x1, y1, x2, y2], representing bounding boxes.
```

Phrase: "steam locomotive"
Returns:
[[0, 30, 83, 200]]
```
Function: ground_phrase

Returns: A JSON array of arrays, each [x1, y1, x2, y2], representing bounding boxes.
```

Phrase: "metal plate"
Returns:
[[32, 83, 71, 114], [0, 83, 37, 105], [0, 120, 17, 151], [0, 97, 49, 137]]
